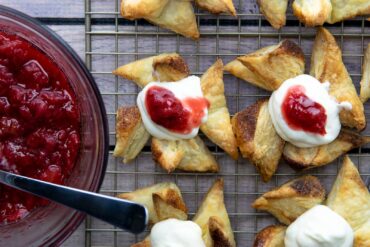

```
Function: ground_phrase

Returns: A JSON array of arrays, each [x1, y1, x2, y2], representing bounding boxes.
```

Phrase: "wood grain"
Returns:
[[2, 1, 370, 247], [2, 0, 84, 18]]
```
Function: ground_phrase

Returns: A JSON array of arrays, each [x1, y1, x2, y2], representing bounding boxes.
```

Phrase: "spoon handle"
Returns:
[[0, 170, 148, 234]]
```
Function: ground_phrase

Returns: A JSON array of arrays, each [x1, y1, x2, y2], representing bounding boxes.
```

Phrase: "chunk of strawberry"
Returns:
[[0, 97, 11, 114], [8, 85, 38, 105], [29, 97, 49, 120], [0, 65, 15, 95], [39, 165, 63, 184], [17, 60, 49, 89], [0, 117, 23, 138]]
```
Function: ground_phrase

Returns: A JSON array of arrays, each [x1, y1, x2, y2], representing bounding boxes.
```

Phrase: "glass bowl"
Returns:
[[0, 5, 109, 247]]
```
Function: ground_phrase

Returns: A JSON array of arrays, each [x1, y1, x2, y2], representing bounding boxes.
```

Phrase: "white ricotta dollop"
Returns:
[[137, 76, 208, 140], [268, 74, 351, 148], [150, 219, 206, 247], [285, 205, 354, 247]]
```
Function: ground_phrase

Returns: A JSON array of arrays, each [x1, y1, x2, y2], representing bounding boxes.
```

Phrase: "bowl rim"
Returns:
[[0, 4, 109, 246]]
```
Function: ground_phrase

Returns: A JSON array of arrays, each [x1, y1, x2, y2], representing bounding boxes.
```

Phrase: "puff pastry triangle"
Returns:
[[196, 0, 236, 16], [121, 0, 168, 19], [224, 60, 267, 89], [232, 99, 285, 182], [253, 225, 286, 247], [310, 27, 366, 130], [292, 0, 332, 26], [113, 106, 151, 163], [113, 53, 189, 88], [225, 40, 304, 91], [360, 44, 370, 103], [114, 54, 222, 173], [252, 175, 326, 225], [152, 193, 187, 221], [121, 0, 199, 39], [193, 179, 236, 247], [117, 182, 187, 225], [257, 0, 288, 29], [151, 136, 219, 173], [328, 0, 370, 24], [283, 128, 370, 170], [200, 59, 238, 160], [326, 156, 370, 231], [132, 237, 151, 247], [354, 220, 370, 247]]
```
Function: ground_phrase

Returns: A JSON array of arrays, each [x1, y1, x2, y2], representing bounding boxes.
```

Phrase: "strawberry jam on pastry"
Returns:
[[269, 75, 351, 148], [0, 31, 81, 224], [145, 86, 209, 134], [137, 76, 209, 140], [282, 85, 327, 135]]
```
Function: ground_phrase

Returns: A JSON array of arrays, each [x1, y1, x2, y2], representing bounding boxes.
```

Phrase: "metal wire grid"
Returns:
[[84, 0, 370, 246]]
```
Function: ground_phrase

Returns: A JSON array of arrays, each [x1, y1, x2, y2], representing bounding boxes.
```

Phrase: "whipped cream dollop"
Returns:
[[150, 219, 206, 247], [137, 76, 208, 140], [285, 205, 354, 247], [269, 74, 351, 148]]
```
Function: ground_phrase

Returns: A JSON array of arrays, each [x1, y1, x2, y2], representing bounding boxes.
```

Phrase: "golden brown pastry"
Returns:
[[152, 194, 187, 221], [360, 44, 370, 103], [132, 238, 151, 247], [120, 0, 199, 39], [207, 216, 235, 247], [117, 182, 187, 225], [328, 0, 370, 24], [113, 106, 151, 163], [225, 40, 304, 91], [224, 60, 266, 88], [252, 176, 326, 225], [310, 27, 366, 130], [153, 54, 190, 82], [113, 53, 189, 88], [326, 156, 370, 231], [120, 0, 167, 19], [193, 179, 236, 247], [283, 128, 370, 170], [257, 0, 288, 29], [354, 220, 370, 247], [253, 225, 286, 247], [114, 54, 227, 172], [292, 0, 332, 26], [114, 56, 238, 159], [195, 0, 236, 16], [151, 136, 219, 173], [200, 59, 238, 160], [231, 99, 285, 182]]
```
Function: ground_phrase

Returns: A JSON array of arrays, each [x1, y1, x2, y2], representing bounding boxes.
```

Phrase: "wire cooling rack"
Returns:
[[84, 0, 370, 246]]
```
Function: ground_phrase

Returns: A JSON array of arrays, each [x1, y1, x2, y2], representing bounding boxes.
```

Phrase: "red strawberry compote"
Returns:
[[268, 74, 351, 148], [0, 31, 81, 224], [145, 86, 209, 134], [281, 85, 327, 135], [137, 76, 209, 140]]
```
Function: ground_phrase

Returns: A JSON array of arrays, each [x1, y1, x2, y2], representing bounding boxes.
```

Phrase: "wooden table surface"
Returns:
[[2, 1, 370, 247]]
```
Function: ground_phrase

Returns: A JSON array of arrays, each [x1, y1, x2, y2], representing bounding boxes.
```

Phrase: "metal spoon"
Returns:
[[0, 170, 148, 234]]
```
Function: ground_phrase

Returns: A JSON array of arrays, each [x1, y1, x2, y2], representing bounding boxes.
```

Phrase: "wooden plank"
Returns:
[[63, 224, 85, 247], [47, 25, 85, 60], [2, 0, 84, 18], [2, 1, 370, 247], [0, 25, 82, 59]]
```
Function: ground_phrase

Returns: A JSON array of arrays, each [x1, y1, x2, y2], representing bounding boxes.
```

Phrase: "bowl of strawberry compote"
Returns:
[[0, 6, 108, 246]]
